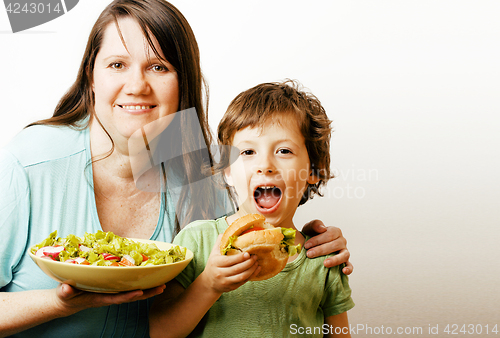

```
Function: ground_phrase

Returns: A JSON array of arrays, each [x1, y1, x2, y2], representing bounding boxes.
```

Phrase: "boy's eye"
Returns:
[[277, 148, 292, 155], [241, 149, 255, 156]]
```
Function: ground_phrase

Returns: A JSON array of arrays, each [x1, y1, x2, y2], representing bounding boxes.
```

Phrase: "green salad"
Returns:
[[31, 230, 186, 267]]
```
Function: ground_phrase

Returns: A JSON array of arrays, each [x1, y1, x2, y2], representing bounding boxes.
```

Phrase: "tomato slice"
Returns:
[[36, 246, 65, 260], [101, 253, 120, 261], [65, 257, 90, 265], [118, 255, 135, 267], [240, 227, 265, 236]]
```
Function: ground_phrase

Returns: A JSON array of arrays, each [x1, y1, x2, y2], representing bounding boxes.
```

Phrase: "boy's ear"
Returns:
[[223, 166, 234, 186], [306, 171, 320, 185]]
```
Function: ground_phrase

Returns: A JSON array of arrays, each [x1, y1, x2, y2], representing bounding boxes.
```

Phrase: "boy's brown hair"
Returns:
[[217, 79, 333, 206]]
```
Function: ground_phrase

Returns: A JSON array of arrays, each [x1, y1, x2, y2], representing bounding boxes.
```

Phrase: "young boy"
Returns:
[[149, 80, 354, 338]]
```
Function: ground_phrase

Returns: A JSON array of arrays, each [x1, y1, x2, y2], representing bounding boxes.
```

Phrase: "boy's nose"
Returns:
[[255, 157, 276, 174], [257, 168, 274, 174]]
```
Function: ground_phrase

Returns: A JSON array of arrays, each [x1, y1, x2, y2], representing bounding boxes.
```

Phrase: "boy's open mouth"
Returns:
[[254, 185, 282, 212]]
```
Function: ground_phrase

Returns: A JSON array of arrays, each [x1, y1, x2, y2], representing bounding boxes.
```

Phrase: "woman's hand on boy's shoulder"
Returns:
[[302, 220, 353, 274]]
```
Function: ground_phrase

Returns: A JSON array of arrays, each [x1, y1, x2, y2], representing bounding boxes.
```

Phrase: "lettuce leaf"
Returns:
[[31, 230, 186, 266], [280, 228, 301, 256], [221, 235, 238, 255], [30, 230, 58, 254]]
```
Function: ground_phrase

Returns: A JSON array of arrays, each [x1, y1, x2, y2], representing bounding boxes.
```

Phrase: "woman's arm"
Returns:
[[0, 150, 167, 336], [149, 237, 259, 338], [0, 284, 164, 338], [302, 219, 353, 273], [324, 312, 351, 338]]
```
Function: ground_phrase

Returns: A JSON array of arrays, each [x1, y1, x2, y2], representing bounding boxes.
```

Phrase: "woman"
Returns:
[[0, 1, 351, 337]]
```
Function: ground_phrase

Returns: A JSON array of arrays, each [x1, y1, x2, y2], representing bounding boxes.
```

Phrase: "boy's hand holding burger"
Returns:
[[200, 234, 260, 294], [200, 213, 301, 294]]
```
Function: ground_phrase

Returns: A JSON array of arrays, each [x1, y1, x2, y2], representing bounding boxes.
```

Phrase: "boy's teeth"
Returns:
[[259, 185, 276, 190]]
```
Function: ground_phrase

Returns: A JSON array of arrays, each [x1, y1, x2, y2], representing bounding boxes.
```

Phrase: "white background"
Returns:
[[1, 1, 499, 335]]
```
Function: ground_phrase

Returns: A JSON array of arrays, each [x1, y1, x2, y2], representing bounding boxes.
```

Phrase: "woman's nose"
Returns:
[[124, 68, 150, 95]]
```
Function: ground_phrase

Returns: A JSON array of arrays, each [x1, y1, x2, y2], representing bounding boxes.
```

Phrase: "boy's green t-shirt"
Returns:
[[173, 217, 354, 338]]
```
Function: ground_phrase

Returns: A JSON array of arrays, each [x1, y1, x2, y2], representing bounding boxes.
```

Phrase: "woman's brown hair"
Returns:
[[29, 0, 223, 233]]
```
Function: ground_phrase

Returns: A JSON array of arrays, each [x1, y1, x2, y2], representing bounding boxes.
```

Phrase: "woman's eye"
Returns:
[[110, 62, 124, 70], [152, 64, 168, 72]]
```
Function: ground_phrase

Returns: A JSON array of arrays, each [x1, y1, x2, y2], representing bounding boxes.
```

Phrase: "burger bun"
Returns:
[[221, 214, 289, 281]]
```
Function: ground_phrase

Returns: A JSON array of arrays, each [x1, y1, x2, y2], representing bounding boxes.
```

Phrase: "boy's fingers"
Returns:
[[229, 254, 257, 273], [216, 253, 257, 276], [214, 250, 253, 267], [248, 264, 262, 280], [226, 259, 260, 285]]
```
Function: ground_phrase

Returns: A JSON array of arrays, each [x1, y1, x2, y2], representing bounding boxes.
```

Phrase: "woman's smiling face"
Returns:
[[92, 17, 179, 145]]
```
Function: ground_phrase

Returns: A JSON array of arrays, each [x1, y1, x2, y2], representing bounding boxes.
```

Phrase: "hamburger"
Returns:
[[220, 214, 301, 281]]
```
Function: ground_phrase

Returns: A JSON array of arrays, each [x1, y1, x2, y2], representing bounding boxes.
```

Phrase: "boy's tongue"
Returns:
[[255, 188, 281, 209]]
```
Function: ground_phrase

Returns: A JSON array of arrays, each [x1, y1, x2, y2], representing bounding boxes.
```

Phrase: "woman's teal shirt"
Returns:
[[0, 124, 176, 338]]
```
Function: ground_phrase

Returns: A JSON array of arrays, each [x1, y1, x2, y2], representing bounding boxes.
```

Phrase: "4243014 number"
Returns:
[[6, 2, 62, 14], [444, 324, 498, 335]]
